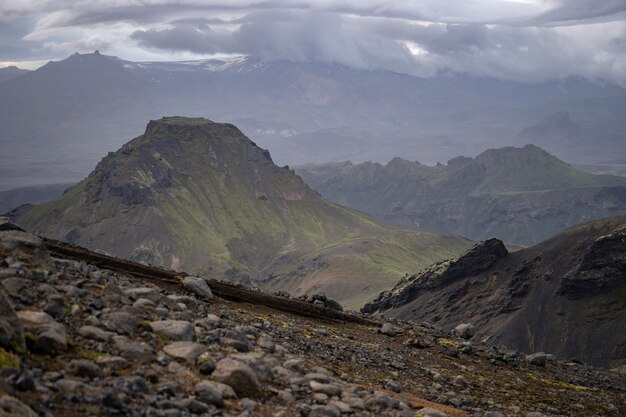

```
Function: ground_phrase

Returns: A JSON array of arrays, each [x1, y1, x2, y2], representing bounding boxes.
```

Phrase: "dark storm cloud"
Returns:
[[2, 1, 626, 85], [533, 0, 626, 25]]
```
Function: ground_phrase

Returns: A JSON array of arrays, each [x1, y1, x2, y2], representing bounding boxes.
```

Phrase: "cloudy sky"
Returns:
[[1, 0, 625, 84]]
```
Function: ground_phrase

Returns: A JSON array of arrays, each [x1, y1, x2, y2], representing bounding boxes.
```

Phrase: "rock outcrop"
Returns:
[[362, 216, 626, 369], [362, 239, 508, 314]]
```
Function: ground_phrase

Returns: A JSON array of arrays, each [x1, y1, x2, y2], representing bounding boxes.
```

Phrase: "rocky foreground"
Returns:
[[0, 226, 625, 417]]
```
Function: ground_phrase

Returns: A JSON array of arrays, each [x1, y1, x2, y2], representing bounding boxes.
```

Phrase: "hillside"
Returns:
[[11, 117, 470, 309], [1, 224, 624, 416], [1, 51, 625, 191], [363, 216, 626, 369], [296, 145, 626, 245]]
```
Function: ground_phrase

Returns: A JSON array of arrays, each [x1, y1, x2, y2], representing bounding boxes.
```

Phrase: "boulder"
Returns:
[[212, 357, 261, 398], [0, 288, 24, 352], [183, 276, 214, 301], [380, 323, 396, 337], [163, 341, 206, 364], [453, 323, 475, 340], [150, 320, 194, 341]]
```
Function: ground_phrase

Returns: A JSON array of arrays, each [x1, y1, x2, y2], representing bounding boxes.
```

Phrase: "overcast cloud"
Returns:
[[1, 0, 625, 85]]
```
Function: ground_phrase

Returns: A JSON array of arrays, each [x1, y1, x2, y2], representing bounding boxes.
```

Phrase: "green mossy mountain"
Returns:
[[13, 117, 471, 309], [363, 216, 626, 368], [296, 145, 626, 245]]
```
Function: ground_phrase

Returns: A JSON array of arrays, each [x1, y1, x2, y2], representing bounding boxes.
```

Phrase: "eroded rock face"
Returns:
[[362, 239, 508, 314], [559, 227, 626, 298]]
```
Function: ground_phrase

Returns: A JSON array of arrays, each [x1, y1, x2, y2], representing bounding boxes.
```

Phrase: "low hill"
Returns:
[[296, 145, 626, 245], [0, 183, 74, 212], [363, 216, 626, 368], [11, 117, 470, 309]]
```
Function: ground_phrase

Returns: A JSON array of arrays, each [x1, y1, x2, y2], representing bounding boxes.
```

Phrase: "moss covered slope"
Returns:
[[16, 117, 471, 308]]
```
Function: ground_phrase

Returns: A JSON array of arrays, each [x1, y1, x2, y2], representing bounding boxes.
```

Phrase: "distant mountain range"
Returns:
[[363, 216, 626, 369], [296, 145, 626, 245], [0, 51, 624, 190], [8, 117, 471, 309]]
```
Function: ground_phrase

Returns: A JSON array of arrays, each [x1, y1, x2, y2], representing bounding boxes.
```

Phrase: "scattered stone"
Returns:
[[525, 352, 548, 367], [124, 287, 161, 302], [454, 375, 469, 389], [310, 380, 342, 397], [310, 404, 341, 417], [212, 357, 261, 398], [453, 323, 475, 340], [68, 359, 104, 379], [150, 320, 195, 341], [417, 407, 448, 417], [95, 355, 129, 369], [101, 311, 138, 335], [163, 341, 206, 364], [112, 336, 154, 363], [199, 360, 216, 375], [0, 288, 24, 352], [380, 323, 396, 337], [78, 325, 114, 342], [257, 333, 275, 352], [183, 276, 214, 301], [17, 310, 67, 354], [194, 380, 225, 407]]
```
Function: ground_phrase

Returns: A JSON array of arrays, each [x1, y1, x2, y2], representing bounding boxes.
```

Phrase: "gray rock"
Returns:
[[257, 333, 275, 352], [284, 358, 305, 373], [68, 359, 104, 379], [486, 412, 505, 417], [199, 360, 215, 375], [194, 380, 225, 407], [112, 336, 154, 363], [0, 395, 38, 417], [380, 323, 396, 337], [163, 341, 206, 364], [1, 278, 28, 297], [454, 375, 469, 389], [17, 310, 67, 354], [124, 287, 161, 302], [0, 231, 51, 266], [194, 380, 236, 399], [95, 355, 130, 369], [0, 287, 24, 352], [453, 323, 475, 340], [324, 298, 343, 311], [150, 320, 195, 341], [78, 325, 114, 342], [525, 352, 548, 367], [304, 372, 331, 383], [417, 407, 448, 417], [183, 276, 214, 301], [310, 404, 341, 417], [310, 380, 342, 397], [384, 379, 402, 393], [101, 312, 138, 335], [212, 357, 261, 397]]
